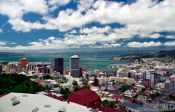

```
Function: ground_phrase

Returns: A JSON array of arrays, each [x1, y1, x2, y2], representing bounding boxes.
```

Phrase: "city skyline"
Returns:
[[0, 0, 175, 51]]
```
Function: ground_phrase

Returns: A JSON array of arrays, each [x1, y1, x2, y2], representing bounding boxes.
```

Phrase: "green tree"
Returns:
[[43, 75, 52, 79], [60, 87, 71, 100], [119, 84, 131, 92], [93, 76, 99, 86], [101, 100, 117, 108], [12, 84, 29, 93], [72, 80, 78, 86], [74, 86, 81, 92], [82, 81, 90, 90], [0, 74, 44, 94]]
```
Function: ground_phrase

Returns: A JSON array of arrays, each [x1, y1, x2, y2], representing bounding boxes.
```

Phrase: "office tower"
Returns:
[[54, 58, 64, 74], [19, 58, 29, 72], [169, 77, 175, 94], [70, 55, 80, 78]]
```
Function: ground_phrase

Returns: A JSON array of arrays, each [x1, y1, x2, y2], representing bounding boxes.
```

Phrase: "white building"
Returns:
[[0, 93, 97, 112], [70, 55, 80, 78]]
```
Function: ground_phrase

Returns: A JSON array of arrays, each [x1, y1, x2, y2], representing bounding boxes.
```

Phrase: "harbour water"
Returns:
[[0, 50, 153, 70]]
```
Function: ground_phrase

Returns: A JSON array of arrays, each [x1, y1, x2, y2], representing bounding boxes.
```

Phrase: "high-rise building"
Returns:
[[70, 55, 80, 78], [54, 58, 64, 74], [169, 77, 175, 94], [19, 58, 29, 72]]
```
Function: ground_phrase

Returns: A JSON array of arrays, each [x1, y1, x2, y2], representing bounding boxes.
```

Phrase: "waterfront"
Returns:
[[0, 50, 141, 70]]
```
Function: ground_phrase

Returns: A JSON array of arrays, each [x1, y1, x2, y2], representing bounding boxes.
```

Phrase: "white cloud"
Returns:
[[0, 0, 48, 18], [164, 41, 175, 46], [80, 26, 112, 34], [0, 0, 174, 33], [0, 29, 3, 33], [103, 43, 121, 48], [127, 41, 162, 48], [0, 0, 175, 50], [1, 0, 174, 38], [0, 41, 6, 46], [48, 0, 70, 6], [0, 0, 69, 32], [139, 33, 161, 39], [47, 0, 71, 11], [46, 0, 175, 32], [89, 43, 121, 48], [8, 18, 56, 32], [77, 0, 95, 12], [0, 34, 122, 50], [0, 38, 173, 51]]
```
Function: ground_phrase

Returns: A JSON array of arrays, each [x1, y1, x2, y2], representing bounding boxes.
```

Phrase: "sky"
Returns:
[[0, 0, 175, 51]]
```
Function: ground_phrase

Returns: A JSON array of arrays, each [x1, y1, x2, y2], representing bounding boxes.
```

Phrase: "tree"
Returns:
[[0, 73, 44, 94], [43, 75, 52, 79], [72, 80, 78, 86], [82, 81, 90, 90], [131, 83, 135, 87], [12, 84, 29, 93], [73, 86, 81, 92], [150, 92, 160, 99], [101, 100, 117, 108], [60, 87, 71, 100], [93, 76, 99, 86], [119, 84, 131, 92]]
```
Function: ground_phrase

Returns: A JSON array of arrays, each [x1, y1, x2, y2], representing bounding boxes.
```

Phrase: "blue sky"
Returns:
[[0, 0, 175, 50]]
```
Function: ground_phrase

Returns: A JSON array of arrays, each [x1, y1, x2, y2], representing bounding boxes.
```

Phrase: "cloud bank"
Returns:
[[0, 0, 175, 50]]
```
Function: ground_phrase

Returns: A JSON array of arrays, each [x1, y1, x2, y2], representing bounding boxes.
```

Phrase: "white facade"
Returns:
[[70, 55, 80, 78]]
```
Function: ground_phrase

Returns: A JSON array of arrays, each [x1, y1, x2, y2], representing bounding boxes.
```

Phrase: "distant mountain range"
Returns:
[[0, 49, 175, 59], [119, 49, 175, 62]]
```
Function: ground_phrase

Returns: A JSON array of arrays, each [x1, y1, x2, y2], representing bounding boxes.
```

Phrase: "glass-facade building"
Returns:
[[54, 58, 64, 74]]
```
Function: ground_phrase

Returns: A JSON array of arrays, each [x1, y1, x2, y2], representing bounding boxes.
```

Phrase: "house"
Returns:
[[67, 89, 101, 107]]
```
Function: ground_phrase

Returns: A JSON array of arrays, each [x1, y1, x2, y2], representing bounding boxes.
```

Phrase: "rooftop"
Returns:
[[67, 89, 100, 107], [70, 55, 79, 59], [120, 102, 159, 112], [0, 93, 97, 112]]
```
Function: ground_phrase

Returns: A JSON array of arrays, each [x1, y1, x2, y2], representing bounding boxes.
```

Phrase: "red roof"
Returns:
[[144, 80, 151, 87], [113, 95, 124, 102], [67, 89, 100, 107], [45, 94, 64, 101], [113, 95, 123, 99]]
